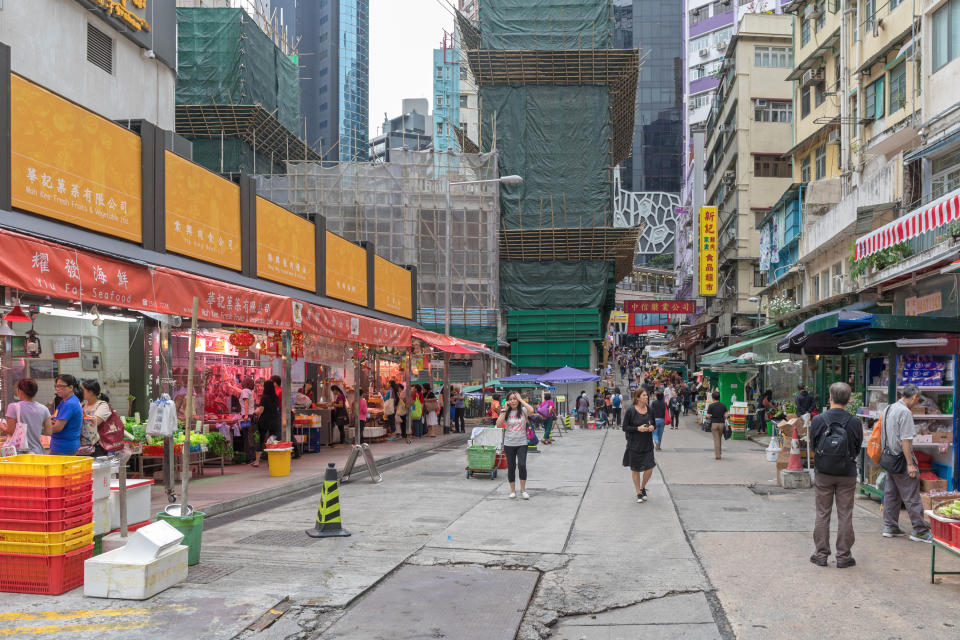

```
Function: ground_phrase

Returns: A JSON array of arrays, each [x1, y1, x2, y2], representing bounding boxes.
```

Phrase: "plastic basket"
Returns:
[[0, 544, 92, 594], [0, 500, 91, 523], [0, 522, 94, 554], [0, 511, 92, 533], [0, 470, 92, 493], [468, 445, 497, 470], [0, 489, 93, 512], [0, 455, 92, 477]]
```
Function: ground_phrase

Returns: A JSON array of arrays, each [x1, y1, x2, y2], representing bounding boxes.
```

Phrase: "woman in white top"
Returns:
[[80, 379, 113, 457], [3, 378, 52, 454], [239, 377, 256, 461], [496, 392, 535, 499]]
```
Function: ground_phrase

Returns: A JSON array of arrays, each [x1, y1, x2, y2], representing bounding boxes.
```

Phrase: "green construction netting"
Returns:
[[478, 0, 613, 50], [176, 8, 301, 133], [480, 85, 611, 230], [500, 261, 608, 310], [190, 138, 286, 176], [421, 324, 498, 350]]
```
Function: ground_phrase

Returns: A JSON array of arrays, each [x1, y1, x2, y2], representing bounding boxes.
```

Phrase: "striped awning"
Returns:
[[854, 187, 960, 261]]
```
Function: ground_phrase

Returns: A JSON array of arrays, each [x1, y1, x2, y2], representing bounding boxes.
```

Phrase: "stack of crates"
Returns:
[[729, 403, 749, 440], [0, 455, 94, 594]]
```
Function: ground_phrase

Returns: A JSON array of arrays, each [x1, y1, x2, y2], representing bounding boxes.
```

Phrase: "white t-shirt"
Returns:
[[502, 407, 529, 446], [240, 389, 255, 418], [5, 401, 49, 454]]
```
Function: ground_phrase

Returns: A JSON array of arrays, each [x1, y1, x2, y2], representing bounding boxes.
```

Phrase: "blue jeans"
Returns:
[[654, 419, 665, 445], [413, 418, 424, 437]]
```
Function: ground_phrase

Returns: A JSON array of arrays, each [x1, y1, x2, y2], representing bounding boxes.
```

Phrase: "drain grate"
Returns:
[[236, 529, 319, 547], [185, 563, 240, 584]]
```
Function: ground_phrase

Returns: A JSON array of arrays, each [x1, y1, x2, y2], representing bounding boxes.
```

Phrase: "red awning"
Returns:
[[412, 329, 477, 354], [855, 187, 960, 261]]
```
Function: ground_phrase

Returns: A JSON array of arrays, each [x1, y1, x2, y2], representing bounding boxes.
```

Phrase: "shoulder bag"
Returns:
[[878, 405, 908, 475], [97, 403, 126, 453]]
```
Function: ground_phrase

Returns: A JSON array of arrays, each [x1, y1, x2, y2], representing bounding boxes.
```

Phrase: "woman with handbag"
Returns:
[[537, 393, 557, 444], [396, 384, 410, 440], [382, 381, 398, 435], [3, 378, 51, 454], [496, 392, 535, 499], [79, 379, 113, 457], [410, 385, 425, 437], [424, 390, 439, 437], [252, 379, 282, 466], [330, 385, 348, 445]]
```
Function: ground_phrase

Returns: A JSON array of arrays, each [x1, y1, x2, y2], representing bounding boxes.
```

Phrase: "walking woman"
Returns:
[[622, 388, 656, 503], [252, 379, 281, 467], [410, 384, 425, 437], [651, 390, 667, 451], [496, 392, 535, 499], [397, 384, 410, 440], [537, 393, 557, 444], [668, 389, 681, 430]]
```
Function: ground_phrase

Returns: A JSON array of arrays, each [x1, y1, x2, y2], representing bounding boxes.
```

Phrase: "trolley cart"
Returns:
[[465, 427, 503, 480]]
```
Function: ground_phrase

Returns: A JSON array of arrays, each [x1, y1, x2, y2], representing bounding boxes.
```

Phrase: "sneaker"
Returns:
[[521, 491, 530, 500], [509, 492, 517, 499], [882, 526, 907, 538], [836, 558, 856, 569], [910, 530, 934, 543], [809, 554, 827, 567], [637, 493, 643, 503], [640, 488, 648, 502]]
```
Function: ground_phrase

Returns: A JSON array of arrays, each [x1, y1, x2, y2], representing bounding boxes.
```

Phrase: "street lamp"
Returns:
[[442, 174, 523, 430], [748, 296, 763, 328]]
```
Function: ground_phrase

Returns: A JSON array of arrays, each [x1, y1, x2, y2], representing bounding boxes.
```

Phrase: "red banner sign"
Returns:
[[625, 300, 695, 315], [300, 304, 412, 348]]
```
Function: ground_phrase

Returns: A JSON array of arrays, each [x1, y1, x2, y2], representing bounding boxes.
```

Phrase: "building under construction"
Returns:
[[457, 0, 641, 370], [254, 150, 501, 347]]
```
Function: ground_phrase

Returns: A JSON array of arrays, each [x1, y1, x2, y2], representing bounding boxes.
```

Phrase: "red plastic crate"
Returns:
[[0, 501, 91, 523], [0, 511, 92, 533], [0, 471, 92, 494], [930, 514, 956, 544], [0, 489, 92, 511], [0, 544, 92, 594]]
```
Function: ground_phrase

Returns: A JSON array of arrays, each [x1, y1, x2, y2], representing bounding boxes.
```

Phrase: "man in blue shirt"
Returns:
[[51, 374, 83, 455]]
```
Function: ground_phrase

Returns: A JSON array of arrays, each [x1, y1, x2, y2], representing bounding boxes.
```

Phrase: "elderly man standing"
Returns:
[[880, 384, 933, 543]]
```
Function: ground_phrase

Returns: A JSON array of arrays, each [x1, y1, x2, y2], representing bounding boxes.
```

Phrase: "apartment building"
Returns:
[[703, 13, 795, 337]]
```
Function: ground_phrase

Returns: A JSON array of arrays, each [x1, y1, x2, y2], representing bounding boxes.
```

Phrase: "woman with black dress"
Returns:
[[622, 388, 656, 503], [252, 379, 282, 467]]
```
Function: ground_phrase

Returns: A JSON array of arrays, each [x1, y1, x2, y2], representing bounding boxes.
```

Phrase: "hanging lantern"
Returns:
[[291, 329, 305, 359], [229, 328, 255, 355]]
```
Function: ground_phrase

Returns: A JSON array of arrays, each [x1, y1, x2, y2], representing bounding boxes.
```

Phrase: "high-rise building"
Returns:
[[273, 0, 369, 161], [433, 35, 461, 154], [369, 98, 433, 163]]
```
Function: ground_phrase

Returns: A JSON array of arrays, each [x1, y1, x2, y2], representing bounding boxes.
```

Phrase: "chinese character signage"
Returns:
[[255, 197, 316, 292], [625, 300, 695, 315], [165, 150, 242, 271], [374, 256, 412, 319], [699, 206, 718, 296], [325, 231, 368, 307], [10, 74, 143, 242]]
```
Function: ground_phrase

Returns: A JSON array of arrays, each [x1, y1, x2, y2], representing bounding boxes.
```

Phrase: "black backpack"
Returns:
[[815, 414, 852, 475]]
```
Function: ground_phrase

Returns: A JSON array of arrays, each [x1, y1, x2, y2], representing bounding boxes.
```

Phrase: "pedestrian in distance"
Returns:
[[795, 384, 816, 427], [651, 390, 667, 451], [3, 378, 52, 455], [706, 391, 728, 460], [758, 389, 773, 435], [424, 389, 439, 437], [453, 386, 467, 434], [382, 381, 398, 435], [622, 387, 656, 503], [611, 387, 623, 426], [497, 392, 535, 499], [50, 374, 83, 455], [410, 384, 425, 438], [576, 391, 590, 429], [668, 390, 681, 430], [879, 384, 933, 543], [396, 384, 410, 441], [810, 382, 862, 568], [330, 384, 349, 446], [537, 393, 557, 444], [252, 379, 282, 467]]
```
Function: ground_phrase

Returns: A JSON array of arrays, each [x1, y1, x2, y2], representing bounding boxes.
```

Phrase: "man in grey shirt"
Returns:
[[881, 384, 932, 542]]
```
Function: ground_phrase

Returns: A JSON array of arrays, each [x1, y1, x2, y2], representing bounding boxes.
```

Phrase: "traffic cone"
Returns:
[[787, 426, 803, 471], [306, 462, 351, 538]]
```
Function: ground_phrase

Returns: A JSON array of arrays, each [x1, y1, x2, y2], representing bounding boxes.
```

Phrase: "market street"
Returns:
[[1, 416, 958, 639]]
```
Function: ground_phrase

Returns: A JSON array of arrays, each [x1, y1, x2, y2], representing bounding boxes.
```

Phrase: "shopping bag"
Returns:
[[866, 417, 883, 464], [146, 394, 177, 437], [664, 411, 672, 427], [97, 405, 126, 453], [6, 404, 28, 451]]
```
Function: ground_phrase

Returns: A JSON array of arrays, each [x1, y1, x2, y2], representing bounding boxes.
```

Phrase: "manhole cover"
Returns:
[[236, 529, 319, 547], [723, 507, 748, 512], [185, 563, 240, 584], [322, 564, 538, 639]]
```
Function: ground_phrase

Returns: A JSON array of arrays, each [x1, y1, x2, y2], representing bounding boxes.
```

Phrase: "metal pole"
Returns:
[[444, 183, 452, 433], [481, 355, 486, 418], [282, 330, 292, 442], [355, 345, 362, 446], [181, 297, 199, 517]]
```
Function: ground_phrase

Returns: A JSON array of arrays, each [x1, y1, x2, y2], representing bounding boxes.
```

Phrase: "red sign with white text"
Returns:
[[625, 300, 695, 315]]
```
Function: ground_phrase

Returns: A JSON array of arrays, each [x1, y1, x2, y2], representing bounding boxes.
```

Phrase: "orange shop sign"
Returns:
[[325, 231, 367, 307], [373, 256, 412, 319], [164, 150, 243, 271], [256, 197, 316, 292], [10, 74, 143, 242]]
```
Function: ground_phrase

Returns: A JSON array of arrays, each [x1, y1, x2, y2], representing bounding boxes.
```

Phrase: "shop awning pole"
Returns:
[[355, 345, 362, 446], [282, 331, 292, 442], [443, 353, 451, 433], [481, 355, 486, 415], [181, 296, 199, 518]]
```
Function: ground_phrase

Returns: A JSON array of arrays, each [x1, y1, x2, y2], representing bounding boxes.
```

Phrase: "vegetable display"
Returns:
[[936, 500, 960, 520]]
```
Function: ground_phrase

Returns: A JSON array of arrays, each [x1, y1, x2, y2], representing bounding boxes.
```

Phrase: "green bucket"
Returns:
[[156, 511, 206, 565]]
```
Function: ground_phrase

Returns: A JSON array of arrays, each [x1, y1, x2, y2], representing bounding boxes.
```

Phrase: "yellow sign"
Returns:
[[165, 150, 242, 270], [609, 311, 628, 323], [374, 256, 412, 319], [699, 206, 718, 296], [10, 74, 143, 242], [325, 231, 368, 307], [256, 197, 316, 292], [90, 0, 151, 31]]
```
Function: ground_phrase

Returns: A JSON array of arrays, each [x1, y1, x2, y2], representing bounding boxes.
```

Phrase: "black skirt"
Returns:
[[622, 448, 656, 472]]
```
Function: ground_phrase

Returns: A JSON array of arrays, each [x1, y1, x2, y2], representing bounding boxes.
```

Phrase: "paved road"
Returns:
[[2, 415, 958, 639]]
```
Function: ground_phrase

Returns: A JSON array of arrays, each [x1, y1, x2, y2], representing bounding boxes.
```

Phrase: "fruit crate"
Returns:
[[0, 544, 92, 594], [730, 428, 746, 440], [0, 512, 92, 533], [927, 510, 960, 547], [0, 471, 92, 495], [0, 455, 92, 477], [0, 522, 94, 554], [0, 489, 93, 511]]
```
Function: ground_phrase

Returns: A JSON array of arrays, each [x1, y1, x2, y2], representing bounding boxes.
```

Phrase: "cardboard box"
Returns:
[[911, 407, 927, 415], [931, 431, 952, 444], [921, 478, 949, 493], [921, 492, 960, 512]]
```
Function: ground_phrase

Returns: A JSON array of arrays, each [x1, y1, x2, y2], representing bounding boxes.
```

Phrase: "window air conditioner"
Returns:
[[699, 48, 710, 57], [804, 4, 823, 20], [827, 129, 839, 144], [801, 68, 824, 86], [715, 40, 729, 51]]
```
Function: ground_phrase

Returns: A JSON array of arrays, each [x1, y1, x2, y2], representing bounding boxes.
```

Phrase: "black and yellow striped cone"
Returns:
[[306, 462, 351, 538]]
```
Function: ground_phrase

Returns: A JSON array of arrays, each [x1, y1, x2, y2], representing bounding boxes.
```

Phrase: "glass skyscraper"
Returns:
[[273, 0, 369, 162]]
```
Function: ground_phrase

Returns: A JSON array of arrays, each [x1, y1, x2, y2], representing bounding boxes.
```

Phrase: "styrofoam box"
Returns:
[[93, 496, 111, 536], [108, 479, 154, 528], [92, 460, 113, 501], [84, 544, 188, 600]]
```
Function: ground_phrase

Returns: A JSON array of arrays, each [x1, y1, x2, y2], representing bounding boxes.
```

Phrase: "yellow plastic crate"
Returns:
[[0, 522, 94, 555], [0, 455, 92, 477]]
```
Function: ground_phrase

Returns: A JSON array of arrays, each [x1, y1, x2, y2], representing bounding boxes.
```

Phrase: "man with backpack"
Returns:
[[611, 388, 623, 426], [809, 382, 862, 569]]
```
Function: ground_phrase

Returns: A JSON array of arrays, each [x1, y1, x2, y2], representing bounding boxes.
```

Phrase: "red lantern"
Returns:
[[229, 329, 255, 355]]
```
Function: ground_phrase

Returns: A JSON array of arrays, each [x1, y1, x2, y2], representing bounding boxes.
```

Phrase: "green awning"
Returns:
[[700, 329, 789, 366], [805, 313, 960, 335]]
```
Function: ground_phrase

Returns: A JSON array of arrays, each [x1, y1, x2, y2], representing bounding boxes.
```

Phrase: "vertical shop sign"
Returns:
[[9, 75, 143, 241], [699, 206, 718, 297], [255, 196, 316, 292], [164, 150, 242, 270]]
